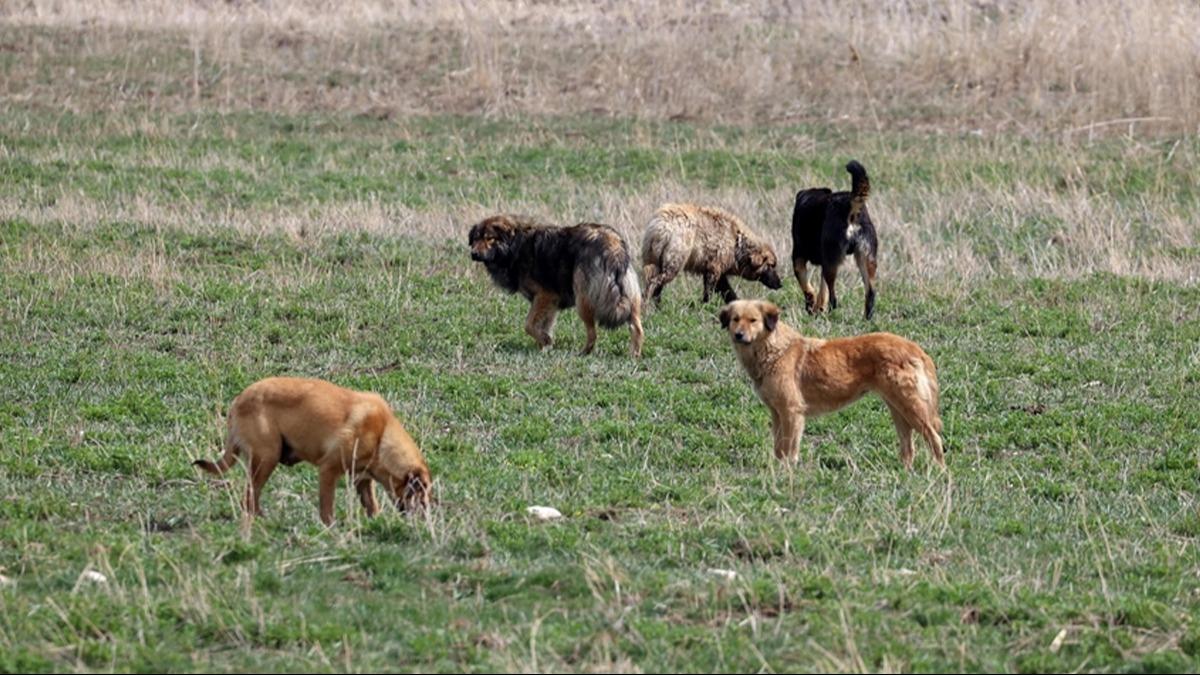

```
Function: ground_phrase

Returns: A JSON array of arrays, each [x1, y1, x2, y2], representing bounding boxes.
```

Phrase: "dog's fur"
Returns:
[[193, 377, 432, 525], [791, 160, 879, 319], [642, 203, 783, 305], [719, 300, 944, 469], [469, 215, 644, 357]]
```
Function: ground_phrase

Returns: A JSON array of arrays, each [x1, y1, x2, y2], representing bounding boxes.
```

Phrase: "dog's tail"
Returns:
[[582, 236, 642, 329], [640, 213, 669, 268], [846, 160, 870, 218], [193, 427, 240, 476], [916, 353, 943, 433]]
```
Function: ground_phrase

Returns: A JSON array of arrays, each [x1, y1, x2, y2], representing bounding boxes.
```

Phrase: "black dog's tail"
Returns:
[[846, 160, 870, 218]]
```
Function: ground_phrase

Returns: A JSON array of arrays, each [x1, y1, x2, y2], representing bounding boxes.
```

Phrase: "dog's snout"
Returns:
[[734, 331, 750, 344]]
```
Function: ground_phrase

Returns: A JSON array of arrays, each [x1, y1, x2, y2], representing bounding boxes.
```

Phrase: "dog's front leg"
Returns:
[[714, 275, 737, 303], [577, 296, 598, 355], [244, 451, 280, 518], [317, 466, 341, 526], [794, 260, 817, 313], [768, 406, 781, 453], [774, 407, 805, 464], [524, 292, 558, 349], [701, 272, 719, 304]]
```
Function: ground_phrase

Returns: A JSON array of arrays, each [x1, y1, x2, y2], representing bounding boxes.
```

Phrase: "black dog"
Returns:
[[468, 215, 644, 357], [790, 160, 878, 320]]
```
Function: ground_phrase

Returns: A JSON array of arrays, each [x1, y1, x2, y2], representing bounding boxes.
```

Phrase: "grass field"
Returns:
[[3, 3, 1200, 673]]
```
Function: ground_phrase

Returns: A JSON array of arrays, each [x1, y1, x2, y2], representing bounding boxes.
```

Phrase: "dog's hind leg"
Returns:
[[881, 368, 945, 469], [243, 447, 280, 518], [643, 264, 665, 306], [577, 295, 598, 355], [629, 301, 644, 358], [793, 260, 817, 313], [855, 249, 877, 320], [913, 412, 945, 468], [649, 265, 682, 306], [356, 478, 380, 518], [886, 403, 916, 470]]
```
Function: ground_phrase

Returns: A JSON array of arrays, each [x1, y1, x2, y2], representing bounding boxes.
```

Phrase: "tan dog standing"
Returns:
[[194, 377, 432, 525], [719, 300, 944, 468]]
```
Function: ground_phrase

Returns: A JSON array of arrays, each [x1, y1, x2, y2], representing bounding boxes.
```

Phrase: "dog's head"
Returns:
[[738, 242, 783, 290], [719, 299, 780, 346], [468, 216, 518, 263], [383, 465, 432, 513]]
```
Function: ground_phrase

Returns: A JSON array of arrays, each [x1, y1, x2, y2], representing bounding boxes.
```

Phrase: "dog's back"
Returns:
[[791, 188, 834, 265], [226, 378, 386, 464]]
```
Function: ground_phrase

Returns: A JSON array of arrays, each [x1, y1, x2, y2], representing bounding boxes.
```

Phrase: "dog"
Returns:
[[791, 160, 879, 319], [193, 377, 432, 525], [719, 300, 944, 469], [468, 215, 644, 357], [642, 203, 783, 305]]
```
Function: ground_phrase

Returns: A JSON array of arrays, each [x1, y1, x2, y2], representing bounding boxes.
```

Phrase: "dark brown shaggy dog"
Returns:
[[791, 161, 879, 319], [720, 300, 944, 469], [469, 215, 644, 357], [642, 203, 783, 305], [194, 377, 432, 525]]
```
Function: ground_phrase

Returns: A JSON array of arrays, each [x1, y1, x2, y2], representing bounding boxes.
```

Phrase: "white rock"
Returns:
[[1049, 627, 1068, 653], [706, 568, 738, 580], [0, 574, 14, 588], [79, 570, 107, 584], [526, 506, 563, 521]]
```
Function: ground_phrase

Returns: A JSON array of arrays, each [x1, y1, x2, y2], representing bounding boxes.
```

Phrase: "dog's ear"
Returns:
[[762, 303, 780, 332], [718, 306, 732, 329]]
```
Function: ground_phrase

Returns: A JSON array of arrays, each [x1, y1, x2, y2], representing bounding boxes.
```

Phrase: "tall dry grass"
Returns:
[[3, 0, 1199, 134]]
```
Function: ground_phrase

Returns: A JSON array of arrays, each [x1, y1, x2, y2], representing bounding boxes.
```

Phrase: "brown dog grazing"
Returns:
[[719, 300, 944, 469], [642, 203, 783, 305], [193, 377, 432, 525]]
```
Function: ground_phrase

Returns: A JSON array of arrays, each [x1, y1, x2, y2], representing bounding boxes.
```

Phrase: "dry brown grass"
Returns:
[[4, 0, 1200, 135], [4, 164, 1197, 286]]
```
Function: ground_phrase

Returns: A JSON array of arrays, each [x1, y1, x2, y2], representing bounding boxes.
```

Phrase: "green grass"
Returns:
[[3, 111, 1198, 211], [2, 110, 1200, 672]]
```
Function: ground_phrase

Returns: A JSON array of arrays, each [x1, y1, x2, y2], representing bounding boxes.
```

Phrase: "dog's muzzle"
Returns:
[[734, 332, 752, 344], [469, 249, 487, 262], [762, 270, 783, 290]]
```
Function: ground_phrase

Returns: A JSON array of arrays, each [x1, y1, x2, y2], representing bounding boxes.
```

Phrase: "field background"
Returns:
[[2, 1, 1199, 672]]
